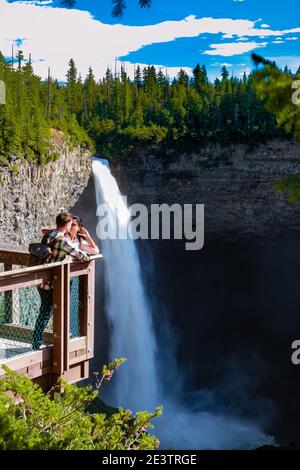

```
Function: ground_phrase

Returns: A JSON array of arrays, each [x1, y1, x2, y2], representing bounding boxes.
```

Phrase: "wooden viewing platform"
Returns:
[[0, 245, 102, 391]]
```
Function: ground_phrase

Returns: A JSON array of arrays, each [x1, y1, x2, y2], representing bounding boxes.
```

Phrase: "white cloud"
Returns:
[[20, 0, 53, 4], [204, 42, 268, 56], [273, 40, 284, 44], [286, 37, 298, 40], [211, 62, 234, 67], [261, 24, 270, 28], [211, 61, 246, 67], [0, 0, 300, 80], [238, 67, 251, 75]]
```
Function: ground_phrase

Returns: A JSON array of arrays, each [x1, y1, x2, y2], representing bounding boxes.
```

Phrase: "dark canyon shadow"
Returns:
[[139, 238, 300, 445]]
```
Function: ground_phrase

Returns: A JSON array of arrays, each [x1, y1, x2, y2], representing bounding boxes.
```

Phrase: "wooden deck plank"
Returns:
[[64, 263, 70, 372], [0, 254, 102, 280], [52, 265, 64, 376], [69, 352, 88, 366], [0, 347, 52, 377], [69, 337, 87, 353], [0, 271, 52, 292], [63, 361, 89, 383], [87, 261, 95, 360]]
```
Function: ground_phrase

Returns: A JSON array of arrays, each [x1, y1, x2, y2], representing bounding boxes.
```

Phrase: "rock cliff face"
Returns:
[[0, 140, 92, 245], [2, 137, 300, 246], [111, 139, 300, 242]]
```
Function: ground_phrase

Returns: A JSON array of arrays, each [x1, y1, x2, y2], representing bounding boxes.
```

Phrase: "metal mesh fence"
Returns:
[[0, 273, 81, 362], [0, 286, 53, 360], [70, 277, 82, 339]]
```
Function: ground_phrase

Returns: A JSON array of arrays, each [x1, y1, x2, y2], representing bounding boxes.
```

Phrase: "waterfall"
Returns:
[[92, 157, 275, 449], [92, 157, 159, 411]]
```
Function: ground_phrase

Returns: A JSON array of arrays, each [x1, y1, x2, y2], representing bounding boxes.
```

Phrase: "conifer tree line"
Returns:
[[0, 51, 295, 165], [0, 52, 91, 165]]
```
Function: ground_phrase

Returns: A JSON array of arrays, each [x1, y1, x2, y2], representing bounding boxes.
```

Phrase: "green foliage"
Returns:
[[252, 54, 300, 139], [0, 360, 162, 450], [275, 175, 300, 205], [0, 156, 8, 166], [0, 53, 92, 165], [252, 54, 300, 203], [121, 124, 168, 143], [0, 52, 293, 165], [94, 358, 127, 389], [81, 62, 280, 158], [0, 53, 51, 163], [10, 164, 19, 175]]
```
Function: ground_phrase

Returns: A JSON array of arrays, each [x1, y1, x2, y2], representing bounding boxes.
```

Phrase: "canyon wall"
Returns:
[[0, 139, 92, 245], [111, 139, 300, 242], [2, 137, 300, 246]]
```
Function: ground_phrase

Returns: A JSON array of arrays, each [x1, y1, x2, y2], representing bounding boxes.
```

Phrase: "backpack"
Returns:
[[28, 231, 58, 266]]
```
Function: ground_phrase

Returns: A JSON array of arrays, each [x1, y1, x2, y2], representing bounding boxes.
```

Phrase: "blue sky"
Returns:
[[1, 0, 300, 80], [67, 0, 299, 30]]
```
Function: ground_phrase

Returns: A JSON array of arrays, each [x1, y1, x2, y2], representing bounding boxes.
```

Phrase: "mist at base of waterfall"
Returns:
[[155, 403, 275, 450]]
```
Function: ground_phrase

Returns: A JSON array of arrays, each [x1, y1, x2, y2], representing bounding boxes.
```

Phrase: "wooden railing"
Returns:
[[0, 246, 102, 390]]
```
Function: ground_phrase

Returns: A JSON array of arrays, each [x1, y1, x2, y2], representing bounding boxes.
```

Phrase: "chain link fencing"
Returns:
[[0, 261, 81, 362]]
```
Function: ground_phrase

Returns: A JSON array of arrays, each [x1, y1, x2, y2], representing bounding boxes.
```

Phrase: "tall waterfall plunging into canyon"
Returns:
[[92, 157, 275, 449], [92, 158, 159, 412]]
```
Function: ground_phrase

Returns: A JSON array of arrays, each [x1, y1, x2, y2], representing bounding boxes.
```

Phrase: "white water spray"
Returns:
[[92, 158, 275, 449], [93, 158, 159, 411]]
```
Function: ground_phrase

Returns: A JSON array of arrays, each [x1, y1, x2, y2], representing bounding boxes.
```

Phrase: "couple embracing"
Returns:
[[32, 211, 99, 350]]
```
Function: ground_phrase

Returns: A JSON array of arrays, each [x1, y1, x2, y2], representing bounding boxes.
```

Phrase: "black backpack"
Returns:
[[28, 231, 58, 266]]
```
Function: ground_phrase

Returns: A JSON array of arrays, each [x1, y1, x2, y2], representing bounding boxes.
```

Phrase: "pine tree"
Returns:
[[61, 0, 152, 18], [16, 50, 24, 72], [221, 66, 229, 81], [177, 69, 189, 87], [66, 58, 78, 114], [134, 65, 143, 88], [83, 67, 97, 122]]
